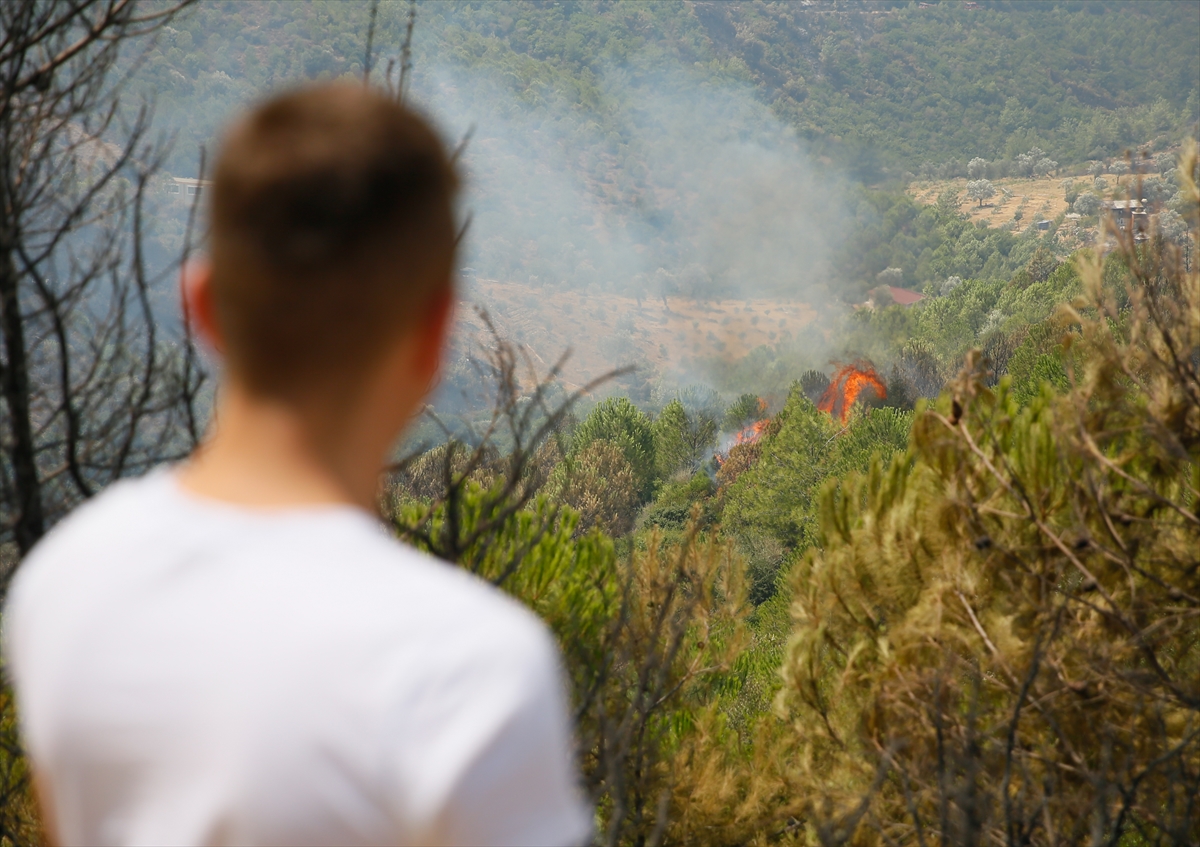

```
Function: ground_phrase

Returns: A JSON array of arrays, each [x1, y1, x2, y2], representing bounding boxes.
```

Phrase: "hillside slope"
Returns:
[[134, 0, 1198, 179]]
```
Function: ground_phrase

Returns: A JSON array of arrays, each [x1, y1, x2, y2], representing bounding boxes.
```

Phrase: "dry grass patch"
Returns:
[[454, 280, 817, 387]]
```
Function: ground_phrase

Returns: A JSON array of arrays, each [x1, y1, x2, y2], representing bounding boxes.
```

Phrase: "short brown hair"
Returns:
[[209, 83, 459, 396]]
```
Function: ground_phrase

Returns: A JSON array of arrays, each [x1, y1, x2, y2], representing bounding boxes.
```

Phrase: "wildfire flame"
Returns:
[[732, 417, 769, 448], [817, 361, 887, 424], [714, 400, 771, 468]]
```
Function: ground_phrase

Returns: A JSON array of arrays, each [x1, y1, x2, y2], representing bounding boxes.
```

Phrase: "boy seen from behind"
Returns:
[[3, 83, 591, 847]]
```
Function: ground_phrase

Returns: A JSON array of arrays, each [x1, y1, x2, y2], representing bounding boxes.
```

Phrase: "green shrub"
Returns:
[[575, 398, 657, 502]]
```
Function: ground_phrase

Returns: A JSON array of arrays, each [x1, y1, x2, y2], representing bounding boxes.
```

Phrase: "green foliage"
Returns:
[[778, 200, 1200, 840], [574, 397, 656, 501], [549, 440, 641, 537], [721, 390, 835, 550], [651, 399, 691, 481], [720, 384, 913, 557], [393, 481, 596, 585], [824, 405, 912, 483], [831, 188, 1039, 302], [135, 1, 1196, 212], [1007, 317, 1074, 406], [703, 1, 1198, 173], [840, 253, 1083, 389], [650, 399, 718, 482], [638, 472, 716, 535], [722, 393, 766, 433], [798, 370, 829, 404]]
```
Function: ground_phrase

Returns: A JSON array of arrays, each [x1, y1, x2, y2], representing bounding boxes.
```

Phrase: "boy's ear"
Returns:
[[181, 259, 223, 354], [412, 286, 454, 384]]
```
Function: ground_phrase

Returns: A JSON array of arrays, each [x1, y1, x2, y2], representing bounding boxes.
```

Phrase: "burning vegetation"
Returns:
[[730, 417, 769, 449], [714, 399, 771, 470], [714, 411, 774, 492], [817, 361, 887, 424], [714, 365, 888, 474]]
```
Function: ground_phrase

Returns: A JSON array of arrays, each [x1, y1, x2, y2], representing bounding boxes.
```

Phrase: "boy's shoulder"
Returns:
[[5, 472, 172, 611], [6, 470, 550, 668]]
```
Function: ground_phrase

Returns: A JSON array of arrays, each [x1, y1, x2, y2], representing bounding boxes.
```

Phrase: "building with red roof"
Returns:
[[887, 286, 926, 306]]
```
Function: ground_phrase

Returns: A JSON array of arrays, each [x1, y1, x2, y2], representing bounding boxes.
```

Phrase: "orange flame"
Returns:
[[817, 362, 887, 424], [733, 417, 769, 447], [714, 403, 771, 467]]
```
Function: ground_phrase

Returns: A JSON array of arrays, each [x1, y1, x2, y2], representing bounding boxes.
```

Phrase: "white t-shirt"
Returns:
[[2, 469, 591, 846]]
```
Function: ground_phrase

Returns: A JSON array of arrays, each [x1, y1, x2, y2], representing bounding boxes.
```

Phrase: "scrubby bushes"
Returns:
[[385, 149, 1199, 844], [779, 230, 1199, 840]]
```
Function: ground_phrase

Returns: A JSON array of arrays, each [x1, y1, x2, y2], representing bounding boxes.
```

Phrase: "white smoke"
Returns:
[[407, 56, 848, 398]]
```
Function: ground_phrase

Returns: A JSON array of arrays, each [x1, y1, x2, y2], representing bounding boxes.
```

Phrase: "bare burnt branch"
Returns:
[[362, 0, 378, 86], [395, 0, 416, 106], [176, 147, 207, 447], [4, 1, 194, 96], [388, 307, 626, 581], [1, 0, 204, 556]]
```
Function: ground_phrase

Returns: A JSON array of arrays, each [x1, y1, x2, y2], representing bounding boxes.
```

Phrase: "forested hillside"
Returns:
[[699, 0, 1199, 177], [136, 1, 1198, 179], [120, 0, 1198, 316]]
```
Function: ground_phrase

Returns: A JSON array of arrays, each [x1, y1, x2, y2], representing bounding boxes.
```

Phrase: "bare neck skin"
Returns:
[[176, 261, 452, 512]]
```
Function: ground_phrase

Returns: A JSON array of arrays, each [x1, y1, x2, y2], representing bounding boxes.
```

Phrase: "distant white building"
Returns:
[[167, 177, 212, 201]]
